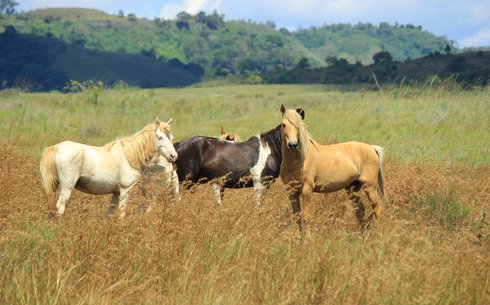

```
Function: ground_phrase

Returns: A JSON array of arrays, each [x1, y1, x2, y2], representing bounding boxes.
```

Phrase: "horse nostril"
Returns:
[[288, 142, 299, 150]]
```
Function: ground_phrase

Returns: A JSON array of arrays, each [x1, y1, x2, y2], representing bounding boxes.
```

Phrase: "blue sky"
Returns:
[[17, 0, 490, 48]]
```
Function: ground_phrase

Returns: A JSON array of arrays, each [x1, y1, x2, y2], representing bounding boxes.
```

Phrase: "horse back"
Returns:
[[174, 136, 260, 186], [305, 141, 380, 191]]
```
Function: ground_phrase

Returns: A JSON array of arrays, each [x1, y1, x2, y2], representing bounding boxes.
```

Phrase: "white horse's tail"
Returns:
[[40, 146, 59, 212], [373, 145, 385, 200]]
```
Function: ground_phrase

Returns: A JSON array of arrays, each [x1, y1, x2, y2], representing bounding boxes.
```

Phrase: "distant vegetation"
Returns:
[[291, 22, 452, 64], [0, 29, 203, 90], [265, 50, 490, 87], [0, 7, 469, 91]]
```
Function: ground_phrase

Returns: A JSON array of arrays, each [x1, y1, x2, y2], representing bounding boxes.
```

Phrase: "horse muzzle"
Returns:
[[287, 142, 299, 150], [166, 153, 178, 163]]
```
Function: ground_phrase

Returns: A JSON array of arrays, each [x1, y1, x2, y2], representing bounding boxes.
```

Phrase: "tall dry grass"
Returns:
[[0, 148, 488, 304], [0, 84, 489, 304]]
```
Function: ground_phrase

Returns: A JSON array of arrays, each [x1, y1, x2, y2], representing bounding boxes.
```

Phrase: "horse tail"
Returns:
[[40, 146, 59, 212], [373, 145, 385, 200]]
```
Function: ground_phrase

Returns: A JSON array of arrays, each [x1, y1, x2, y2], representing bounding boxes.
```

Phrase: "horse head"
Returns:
[[154, 117, 178, 163], [219, 126, 241, 142], [280, 104, 305, 151]]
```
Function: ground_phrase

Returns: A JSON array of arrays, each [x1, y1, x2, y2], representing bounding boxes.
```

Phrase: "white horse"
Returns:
[[40, 118, 178, 217]]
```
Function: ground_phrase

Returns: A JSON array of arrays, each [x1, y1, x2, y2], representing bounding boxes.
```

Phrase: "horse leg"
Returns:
[[364, 183, 383, 222], [211, 183, 224, 207], [56, 187, 73, 215], [107, 193, 119, 216], [117, 185, 136, 217], [286, 181, 305, 237], [170, 169, 180, 201], [253, 180, 266, 206], [346, 182, 366, 231], [301, 179, 314, 240], [55, 170, 79, 215]]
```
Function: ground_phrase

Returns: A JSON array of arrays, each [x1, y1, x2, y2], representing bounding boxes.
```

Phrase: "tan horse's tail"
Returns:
[[40, 146, 59, 213], [373, 145, 385, 200]]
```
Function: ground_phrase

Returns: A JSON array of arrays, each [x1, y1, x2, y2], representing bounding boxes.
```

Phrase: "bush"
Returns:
[[245, 74, 262, 84], [417, 191, 471, 231]]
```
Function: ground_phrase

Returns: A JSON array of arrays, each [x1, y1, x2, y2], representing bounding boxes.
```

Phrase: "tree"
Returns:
[[0, 0, 19, 16], [444, 44, 452, 54], [265, 20, 276, 29], [127, 13, 137, 22], [296, 57, 310, 70], [372, 51, 393, 64]]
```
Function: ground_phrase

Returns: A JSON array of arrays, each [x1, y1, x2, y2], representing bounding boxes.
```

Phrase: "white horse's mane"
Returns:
[[105, 122, 171, 169]]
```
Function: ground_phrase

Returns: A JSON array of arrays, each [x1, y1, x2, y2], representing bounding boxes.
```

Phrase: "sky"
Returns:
[[16, 0, 490, 48]]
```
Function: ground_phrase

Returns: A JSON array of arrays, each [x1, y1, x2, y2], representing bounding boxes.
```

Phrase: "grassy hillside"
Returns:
[[1, 8, 321, 78], [1, 8, 452, 80], [0, 85, 488, 304], [0, 30, 203, 90], [266, 50, 490, 86], [292, 23, 450, 64]]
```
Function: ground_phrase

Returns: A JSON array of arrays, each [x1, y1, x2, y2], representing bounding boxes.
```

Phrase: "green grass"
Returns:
[[0, 84, 488, 164]]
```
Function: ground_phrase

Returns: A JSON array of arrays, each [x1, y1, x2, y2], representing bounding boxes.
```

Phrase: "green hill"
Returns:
[[292, 22, 450, 64], [1, 8, 452, 78], [0, 29, 203, 90], [265, 50, 490, 87], [1, 8, 321, 79]]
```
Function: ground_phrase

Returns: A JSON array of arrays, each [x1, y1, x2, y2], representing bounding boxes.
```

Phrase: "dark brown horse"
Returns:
[[174, 125, 282, 205]]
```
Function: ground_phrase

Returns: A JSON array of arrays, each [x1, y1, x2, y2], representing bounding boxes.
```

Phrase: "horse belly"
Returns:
[[312, 172, 357, 193], [76, 172, 120, 195], [313, 180, 353, 193]]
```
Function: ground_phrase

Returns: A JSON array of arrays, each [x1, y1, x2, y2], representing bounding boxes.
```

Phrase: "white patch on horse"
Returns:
[[250, 136, 271, 205], [212, 183, 222, 206]]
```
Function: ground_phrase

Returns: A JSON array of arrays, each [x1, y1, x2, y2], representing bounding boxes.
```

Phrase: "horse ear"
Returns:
[[154, 117, 160, 125], [280, 104, 286, 114], [220, 126, 226, 135], [167, 118, 173, 126], [296, 108, 305, 120]]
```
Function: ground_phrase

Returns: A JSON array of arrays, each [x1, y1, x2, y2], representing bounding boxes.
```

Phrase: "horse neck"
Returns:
[[120, 129, 157, 171], [261, 125, 283, 162], [280, 142, 304, 180]]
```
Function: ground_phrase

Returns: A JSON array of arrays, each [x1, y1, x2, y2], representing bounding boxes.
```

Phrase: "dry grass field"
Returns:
[[0, 84, 489, 304]]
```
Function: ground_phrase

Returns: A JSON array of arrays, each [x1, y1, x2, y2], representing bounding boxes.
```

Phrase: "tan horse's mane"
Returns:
[[104, 122, 171, 169], [283, 109, 317, 162]]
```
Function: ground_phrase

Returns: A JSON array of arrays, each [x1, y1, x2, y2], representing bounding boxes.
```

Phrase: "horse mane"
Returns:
[[260, 124, 283, 161], [107, 122, 171, 170], [283, 109, 312, 162]]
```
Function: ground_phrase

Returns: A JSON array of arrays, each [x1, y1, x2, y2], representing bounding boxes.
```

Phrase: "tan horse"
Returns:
[[219, 126, 241, 142], [279, 105, 385, 238]]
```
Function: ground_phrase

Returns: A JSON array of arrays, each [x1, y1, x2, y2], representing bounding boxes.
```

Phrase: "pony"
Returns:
[[39, 118, 178, 217], [173, 125, 282, 206], [279, 105, 385, 238], [219, 126, 241, 142]]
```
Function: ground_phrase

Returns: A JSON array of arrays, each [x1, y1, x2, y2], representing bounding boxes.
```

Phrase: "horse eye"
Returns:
[[282, 123, 286, 128]]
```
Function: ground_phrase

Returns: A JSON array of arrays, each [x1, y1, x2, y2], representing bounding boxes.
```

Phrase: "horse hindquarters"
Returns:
[[356, 145, 385, 223], [52, 145, 84, 215]]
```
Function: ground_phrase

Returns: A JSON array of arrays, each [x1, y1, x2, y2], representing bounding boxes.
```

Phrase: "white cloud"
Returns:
[[459, 28, 490, 48]]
